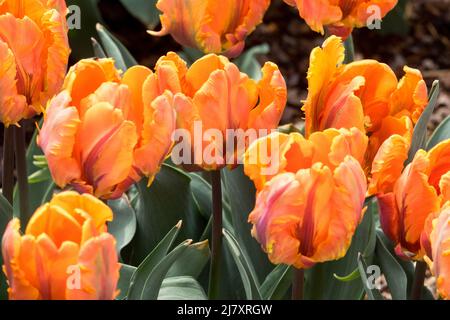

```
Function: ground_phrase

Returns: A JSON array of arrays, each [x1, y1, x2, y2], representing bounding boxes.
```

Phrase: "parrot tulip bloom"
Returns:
[[244, 128, 368, 268], [424, 203, 450, 300], [161, 53, 287, 171], [149, 0, 270, 57], [0, 0, 70, 126], [1, 191, 120, 300], [303, 36, 427, 176], [38, 58, 176, 199], [375, 139, 450, 260], [283, 0, 398, 37]]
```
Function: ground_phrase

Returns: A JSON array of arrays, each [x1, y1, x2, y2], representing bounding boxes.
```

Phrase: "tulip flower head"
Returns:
[[157, 52, 287, 171], [375, 139, 450, 260], [38, 58, 177, 199], [149, 0, 270, 57], [304, 36, 427, 177], [0, 0, 70, 126], [424, 203, 450, 300], [283, 0, 398, 38], [244, 127, 368, 268], [1, 191, 120, 300]]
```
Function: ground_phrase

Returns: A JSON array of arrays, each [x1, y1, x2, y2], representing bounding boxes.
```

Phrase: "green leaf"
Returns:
[[222, 166, 273, 282], [167, 240, 210, 278], [28, 167, 51, 184], [375, 231, 407, 300], [427, 115, 450, 151], [304, 197, 377, 299], [96, 23, 138, 71], [406, 80, 440, 164], [376, 231, 434, 300], [91, 37, 107, 59], [132, 164, 205, 263], [140, 240, 191, 300], [127, 221, 182, 299], [334, 268, 361, 282], [117, 264, 136, 300], [223, 229, 261, 300], [119, 0, 160, 28], [0, 193, 13, 299], [108, 195, 137, 258], [260, 264, 292, 300], [234, 44, 270, 80], [357, 253, 384, 300], [158, 276, 207, 300]]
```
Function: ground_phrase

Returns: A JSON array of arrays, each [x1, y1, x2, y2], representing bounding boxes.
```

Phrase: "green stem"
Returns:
[[14, 124, 30, 228], [410, 261, 427, 300], [2, 126, 15, 204], [208, 169, 223, 300], [343, 34, 355, 64], [292, 268, 304, 300]]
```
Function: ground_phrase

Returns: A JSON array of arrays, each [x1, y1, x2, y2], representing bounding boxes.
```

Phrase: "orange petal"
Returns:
[[66, 233, 119, 300], [304, 35, 345, 136], [0, 40, 27, 125], [286, 0, 342, 34], [25, 203, 82, 248], [248, 62, 287, 130], [427, 139, 450, 194], [339, 60, 398, 132], [313, 156, 366, 261], [395, 151, 440, 257], [368, 134, 410, 195], [63, 59, 120, 110], [428, 204, 450, 299], [121, 65, 153, 134], [389, 66, 428, 123], [0, 13, 45, 114], [37, 91, 81, 188], [134, 91, 176, 180], [49, 191, 113, 231], [185, 54, 228, 94], [1, 219, 40, 299], [76, 103, 137, 198], [244, 132, 314, 190]]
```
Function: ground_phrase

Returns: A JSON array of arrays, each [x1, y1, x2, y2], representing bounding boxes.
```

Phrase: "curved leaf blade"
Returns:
[[223, 229, 261, 300]]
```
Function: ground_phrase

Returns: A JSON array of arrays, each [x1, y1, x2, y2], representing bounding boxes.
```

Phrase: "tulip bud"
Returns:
[[2, 191, 120, 300], [0, 0, 70, 126], [149, 0, 270, 57], [38, 59, 176, 199]]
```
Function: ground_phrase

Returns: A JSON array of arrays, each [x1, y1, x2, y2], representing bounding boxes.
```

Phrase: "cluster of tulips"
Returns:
[[0, 0, 449, 300]]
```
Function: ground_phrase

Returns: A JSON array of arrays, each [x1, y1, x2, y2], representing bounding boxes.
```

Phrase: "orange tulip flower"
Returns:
[[375, 139, 450, 260], [2, 191, 120, 300], [149, 0, 270, 57], [0, 0, 70, 126], [244, 127, 368, 268], [283, 0, 398, 38], [303, 36, 427, 177], [38, 58, 176, 199], [155, 52, 287, 171], [424, 202, 450, 300]]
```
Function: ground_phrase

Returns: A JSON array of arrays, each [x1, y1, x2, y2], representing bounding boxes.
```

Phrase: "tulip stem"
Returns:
[[208, 169, 222, 300], [14, 124, 30, 228], [292, 268, 304, 300], [343, 34, 355, 64], [410, 261, 427, 300], [2, 126, 15, 204]]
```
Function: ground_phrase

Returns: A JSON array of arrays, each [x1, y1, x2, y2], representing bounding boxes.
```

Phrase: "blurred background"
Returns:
[[68, 0, 450, 131]]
